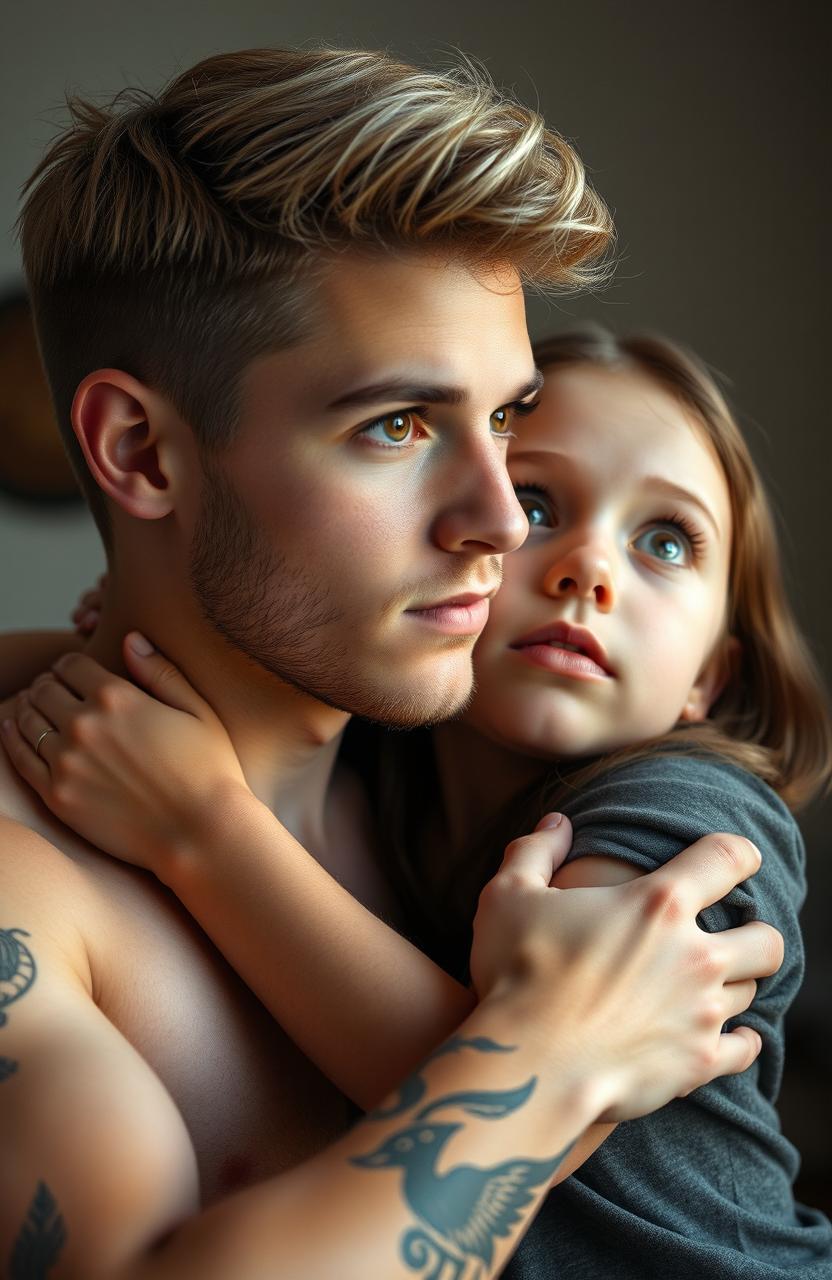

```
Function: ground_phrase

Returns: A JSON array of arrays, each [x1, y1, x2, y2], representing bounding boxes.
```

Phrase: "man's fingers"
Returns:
[[721, 978, 757, 1021], [0, 718, 52, 794], [498, 814, 574, 888], [647, 833, 761, 914], [122, 633, 209, 717], [718, 921, 784, 983], [707, 1026, 762, 1082]]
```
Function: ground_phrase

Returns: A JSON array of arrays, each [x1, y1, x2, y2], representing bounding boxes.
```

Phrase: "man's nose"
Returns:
[[431, 442, 529, 555], [541, 540, 616, 611]]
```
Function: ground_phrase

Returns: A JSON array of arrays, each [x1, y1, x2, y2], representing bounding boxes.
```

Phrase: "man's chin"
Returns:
[[347, 675, 476, 731]]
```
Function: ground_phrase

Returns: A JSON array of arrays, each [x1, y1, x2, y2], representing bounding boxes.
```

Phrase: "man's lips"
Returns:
[[405, 589, 497, 637], [408, 591, 496, 611], [509, 621, 613, 678]]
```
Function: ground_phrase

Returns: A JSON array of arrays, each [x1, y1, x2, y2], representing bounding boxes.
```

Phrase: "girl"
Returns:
[[5, 327, 831, 1276]]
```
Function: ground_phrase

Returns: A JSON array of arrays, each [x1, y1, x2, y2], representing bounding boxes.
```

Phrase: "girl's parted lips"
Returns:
[[509, 621, 614, 675]]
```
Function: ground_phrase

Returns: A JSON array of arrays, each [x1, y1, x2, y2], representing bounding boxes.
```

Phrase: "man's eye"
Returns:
[[632, 525, 690, 566], [360, 412, 418, 447], [515, 486, 555, 529], [490, 406, 516, 436]]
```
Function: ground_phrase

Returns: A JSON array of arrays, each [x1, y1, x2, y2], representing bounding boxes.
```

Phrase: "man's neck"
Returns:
[[84, 582, 351, 857], [430, 718, 550, 856]]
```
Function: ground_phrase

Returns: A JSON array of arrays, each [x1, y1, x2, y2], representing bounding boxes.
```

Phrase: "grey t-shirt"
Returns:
[[503, 753, 832, 1279]]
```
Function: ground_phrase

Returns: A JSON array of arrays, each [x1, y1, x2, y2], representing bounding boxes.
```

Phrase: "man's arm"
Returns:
[[0, 818, 775, 1280]]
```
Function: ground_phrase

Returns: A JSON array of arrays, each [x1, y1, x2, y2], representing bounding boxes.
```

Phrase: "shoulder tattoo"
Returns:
[[0, 928, 37, 1027]]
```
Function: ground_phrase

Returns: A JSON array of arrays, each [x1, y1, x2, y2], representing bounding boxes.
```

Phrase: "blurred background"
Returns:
[[1, 0, 829, 1204]]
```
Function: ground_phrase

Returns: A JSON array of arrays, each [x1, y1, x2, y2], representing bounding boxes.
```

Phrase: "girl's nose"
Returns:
[[541, 543, 616, 612]]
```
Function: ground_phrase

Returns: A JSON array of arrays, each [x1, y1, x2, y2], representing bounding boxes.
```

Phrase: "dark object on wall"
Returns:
[[0, 289, 80, 503]]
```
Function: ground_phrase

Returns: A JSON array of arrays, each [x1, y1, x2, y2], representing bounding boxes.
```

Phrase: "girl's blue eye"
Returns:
[[633, 526, 690, 565], [515, 486, 555, 529]]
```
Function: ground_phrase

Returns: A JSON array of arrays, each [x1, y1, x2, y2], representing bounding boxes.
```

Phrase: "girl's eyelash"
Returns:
[[512, 480, 550, 497], [654, 511, 707, 557]]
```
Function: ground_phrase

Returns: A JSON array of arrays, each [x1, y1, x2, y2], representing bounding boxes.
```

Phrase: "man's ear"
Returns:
[[679, 635, 741, 723], [71, 369, 182, 520]]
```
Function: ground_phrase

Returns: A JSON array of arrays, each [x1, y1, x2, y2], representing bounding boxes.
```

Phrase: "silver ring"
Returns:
[[35, 728, 58, 758]]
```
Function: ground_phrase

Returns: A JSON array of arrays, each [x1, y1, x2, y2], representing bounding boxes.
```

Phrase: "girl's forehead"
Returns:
[[517, 362, 717, 469], [511, 361, 731, 530]]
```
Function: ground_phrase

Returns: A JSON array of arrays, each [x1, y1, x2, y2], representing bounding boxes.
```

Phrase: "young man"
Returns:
[[0, 47, 780, 1278]]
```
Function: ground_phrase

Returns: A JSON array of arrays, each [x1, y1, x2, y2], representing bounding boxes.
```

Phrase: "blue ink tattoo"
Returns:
[[353, 1038, 573, 1277], [0, 928, 37, 1027], [9, 1182, 67, 1280], [369, 1036, 517, 1122]]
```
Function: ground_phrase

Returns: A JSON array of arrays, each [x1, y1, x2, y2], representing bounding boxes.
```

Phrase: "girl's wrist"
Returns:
[[161, 777, 264, 891]]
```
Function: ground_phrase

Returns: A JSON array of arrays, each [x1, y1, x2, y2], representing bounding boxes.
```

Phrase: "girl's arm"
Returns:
[[0, 577, 104, 697], [0, 629, 83, 697], [1, 642, 771, 1165]]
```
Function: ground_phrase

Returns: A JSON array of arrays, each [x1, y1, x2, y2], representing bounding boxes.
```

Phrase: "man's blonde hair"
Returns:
[[20, 47, 613, 536]]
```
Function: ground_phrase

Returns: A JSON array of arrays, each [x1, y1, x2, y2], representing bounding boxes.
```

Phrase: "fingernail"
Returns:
[[127, 632, 154, 656], [1, 719, 12, 734], [538, 812, 564, 829]]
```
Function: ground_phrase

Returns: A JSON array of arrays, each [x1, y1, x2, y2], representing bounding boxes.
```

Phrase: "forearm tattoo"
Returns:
[[352, 1036, 573, 1279], [8, 1182, 67, 1280]]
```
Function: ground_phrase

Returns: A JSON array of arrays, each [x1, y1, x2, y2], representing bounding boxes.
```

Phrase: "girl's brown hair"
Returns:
[[528, 326, 831, 814], [368, 326, 831, 969]]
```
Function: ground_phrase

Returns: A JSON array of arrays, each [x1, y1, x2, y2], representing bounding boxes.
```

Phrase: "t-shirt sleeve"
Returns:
[[560, 752, 806, 1103]]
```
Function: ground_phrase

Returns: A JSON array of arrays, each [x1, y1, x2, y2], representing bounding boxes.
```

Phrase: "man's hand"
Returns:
[[470, 815, 783, 1123]]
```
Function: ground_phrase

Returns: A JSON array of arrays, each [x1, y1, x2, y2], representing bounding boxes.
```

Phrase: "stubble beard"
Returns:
[[188, 464, 474, 728]]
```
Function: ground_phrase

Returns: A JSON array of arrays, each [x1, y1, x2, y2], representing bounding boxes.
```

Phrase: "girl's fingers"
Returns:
[[51, 651, 121, 699], [76, 609, 101, 636], [28, 673, 83, 729], [122, 633, 212, 717], [0, 718, 51, 793], [498, 814, 574, 888], [7, 694, 60, 768]]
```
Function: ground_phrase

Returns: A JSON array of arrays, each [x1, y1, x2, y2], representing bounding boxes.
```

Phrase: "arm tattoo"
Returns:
[[0, 928, 37, 1027], [352, 1037, 573, 1278], [9, 1182, 67, 1280], [0, 1056, 18, 1081]]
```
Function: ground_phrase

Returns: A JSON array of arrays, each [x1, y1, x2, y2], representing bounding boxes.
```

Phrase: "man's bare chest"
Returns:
[[89, 865, 354, 1203], [0, 761, 353, 1205]]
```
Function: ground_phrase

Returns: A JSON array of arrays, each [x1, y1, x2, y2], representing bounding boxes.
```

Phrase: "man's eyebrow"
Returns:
[[327, 369, 544, 412]]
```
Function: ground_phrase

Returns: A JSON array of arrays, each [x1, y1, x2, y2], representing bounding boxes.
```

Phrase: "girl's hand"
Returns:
[[71, 573, 108, 636], [0, 633, 249, 880]]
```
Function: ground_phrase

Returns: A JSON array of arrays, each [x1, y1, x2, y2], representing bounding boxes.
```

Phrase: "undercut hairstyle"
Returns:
[[19, 47, 614, 541]]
